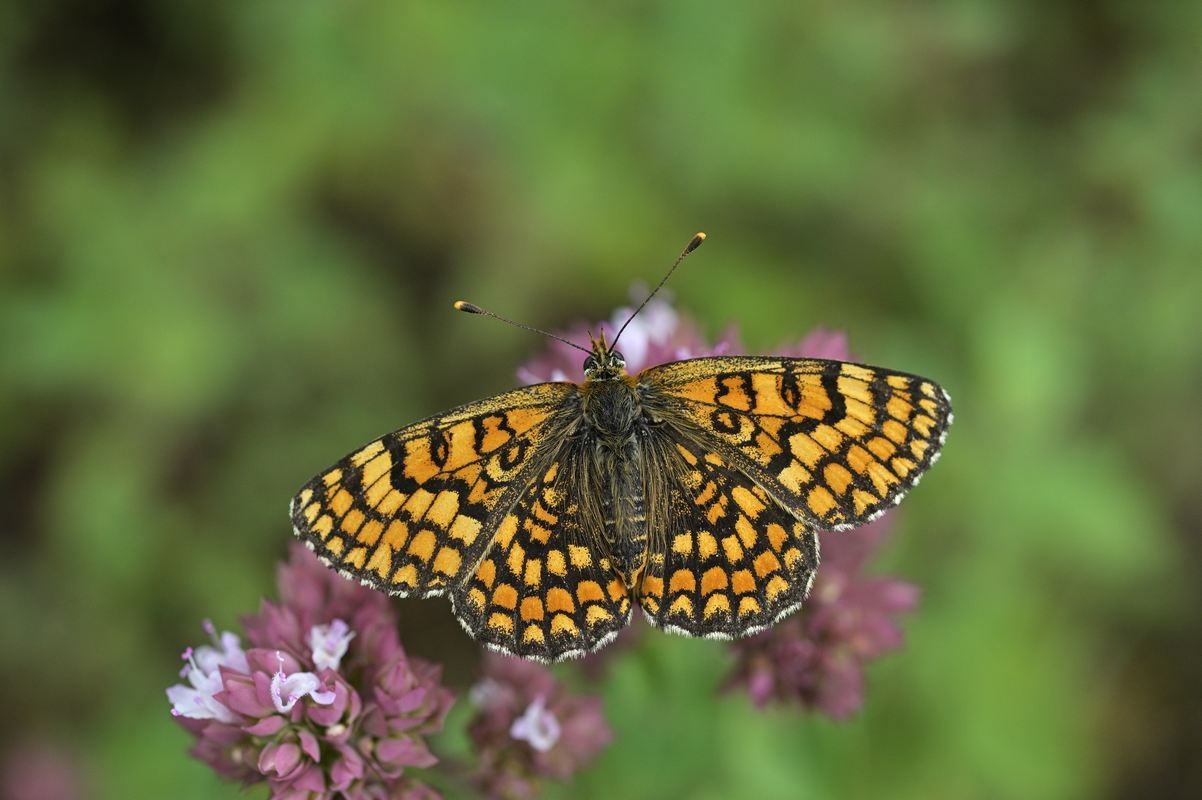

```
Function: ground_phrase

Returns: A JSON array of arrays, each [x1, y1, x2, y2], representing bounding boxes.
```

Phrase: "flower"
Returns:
[[467, 653, 612, 799], [167, 543, 454, 798], [519, 293, 919, 720]]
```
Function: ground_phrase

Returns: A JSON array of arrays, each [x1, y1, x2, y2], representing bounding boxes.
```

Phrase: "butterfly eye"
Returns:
[[583, 355, 598, 372], [610, 350, 626, 367]]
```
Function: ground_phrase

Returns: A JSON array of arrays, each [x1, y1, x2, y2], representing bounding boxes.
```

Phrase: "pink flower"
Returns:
[[468, 654, 612, 799], [167, 544, 453, 798]]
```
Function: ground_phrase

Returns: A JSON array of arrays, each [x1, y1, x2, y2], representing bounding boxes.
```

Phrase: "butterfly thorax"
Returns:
[[580, 372, 650, 586]]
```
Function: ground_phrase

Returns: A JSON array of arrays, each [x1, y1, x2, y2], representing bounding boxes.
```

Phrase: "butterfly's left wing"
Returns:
[[639, 356, 952, 530]]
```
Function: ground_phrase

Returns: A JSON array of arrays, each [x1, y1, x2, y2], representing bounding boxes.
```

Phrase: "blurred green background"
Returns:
[[2, 1, 1199, 798]]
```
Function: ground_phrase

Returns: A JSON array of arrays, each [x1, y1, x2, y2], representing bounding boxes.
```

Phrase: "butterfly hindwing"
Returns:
[[641, 357, 953, 530], [451, 449, 633, 661], [637, 431, 820, 637], [290, 382, 578, 597]]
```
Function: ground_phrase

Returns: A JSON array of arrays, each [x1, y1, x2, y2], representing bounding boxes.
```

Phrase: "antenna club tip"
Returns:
[[453, 300, 482, 314], [686, 232, 707, 252]]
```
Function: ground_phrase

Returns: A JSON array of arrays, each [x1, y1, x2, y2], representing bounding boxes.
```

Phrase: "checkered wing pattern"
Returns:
[[289, 383, 578, 597], [637, 432, 820, 637], [642, 357, 953, 530], [451, 453, 633, 661]]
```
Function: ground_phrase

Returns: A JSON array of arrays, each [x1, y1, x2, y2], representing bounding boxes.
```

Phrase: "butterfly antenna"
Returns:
[[453, 300, 592, 355], [611, 231, 706, 349]]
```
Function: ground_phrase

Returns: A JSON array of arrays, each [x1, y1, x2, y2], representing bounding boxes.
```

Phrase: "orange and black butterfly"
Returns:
[[290, 234, 952, 662]]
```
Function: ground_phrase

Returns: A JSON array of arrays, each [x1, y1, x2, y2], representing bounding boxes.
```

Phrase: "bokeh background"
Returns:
[[2, 1, 1200, 798]]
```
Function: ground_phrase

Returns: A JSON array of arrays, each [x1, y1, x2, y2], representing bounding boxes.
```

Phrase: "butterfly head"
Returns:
[[583, 330, 626, 380]]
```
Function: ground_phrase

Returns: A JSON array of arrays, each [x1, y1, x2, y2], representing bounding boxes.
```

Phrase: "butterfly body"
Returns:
[[292, 333, 952, 662]]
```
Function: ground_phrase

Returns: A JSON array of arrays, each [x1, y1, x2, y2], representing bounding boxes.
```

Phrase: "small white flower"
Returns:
[[270, 652, 336, 713], [166, 622, 248, 722], [308, 619, 355, 672], [510, 695, 561, 753]]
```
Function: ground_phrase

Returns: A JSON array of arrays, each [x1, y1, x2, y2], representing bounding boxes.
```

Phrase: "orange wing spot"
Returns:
[[393, 563, 418, 588], [543, 461, 560, 482], [721, 535, 744, 563], [823, 463, 854, 496], [313, 515, 333, 538], [695, 478, 718, 507], [487, 612, 514, 634], [523, 559, 542, 587], [433, 547, 461, 577], [789, 433, 825, 468], [576, 580, 605, 604], [507, 540, 526, 577], [750, 373, 785, 413], [426, 491, 460, 528], [782, 546, 802, 570], [676, 378, 719, 405], [668, 595, 694, 618], [703, 593, 732, 620], [330, 489, 354, 518], [408, 529, 437, 563], [640, 575, 664, 599], [360, 451, 392, 491], [676, 443, 699, 465], [842, 364, 876, 382], [754, 431, 783, 461], [494, 515, 518, 548], [297, 488, 314, 507], [701, 566, 729, 595], [811, 424, 843, 452], [365, 479, 391, 509], [546, 587, 575, 614], [669, 569, 697, 594], [910, 439, 930, 460], [705, 494, 729, 524], [887, 395, 913, 421], [913, 414, 936, 438], [731, 486, 765, 518], [467, 587, 486, 609], [846, 445, 874, 475], [520, 596, 544, 622], [806, 486, 837, 518], [866, 461, 899, 496], [919, 381, 938, 397], [852, 488, 879, 516], [778, 463, 811, 494], [585, 605, 614, 626], [524, 619, 548, 643], [607, 578, 626, 602], [350, 440, 385, 466], [836, 374, 873, 403], [568, 545, 592, 569], [446, 422, 479, 472], [481, 416, 512, 452], [377, 489, 405, 515], [303, 502, 320, 523], [719, 377, 752, 410], [766, 522, 788, 551], [835, 417, 870, 438], [672, 533, 693, 556], [844, 396, 877, 425], [382, 520, 409, 550], [344, 547, 367, 569], [526, 522, 551, 546], [886, 374, 911, 390], [765, 574, 789, 600], [731, 569, 756, 595], [492, 583, 518, 610], [735, 515, 758, 549], [697, 531, 719, 560], [340, 508, 365, 535], [401, 440, 440, 484], [867, 436, 897, 461], [357, 519, 384, 546], [546, 550, 567, 577], [326, 536, 345, 556], [753, 550, 781, 578], [738, 596, 763, 617], [405, 488, 437, 521], [449, 515, 482, 546], [503, 407, 547, 437], [550, 613, 579, 636], [642, 596, 661, 614], [367, 543, 392, 581], [322, 469, 343, 487], [891, 456, 916, 478], [883, 419, 908, 444], [476, 558, 497, 589], [919, 397, 940, 416]]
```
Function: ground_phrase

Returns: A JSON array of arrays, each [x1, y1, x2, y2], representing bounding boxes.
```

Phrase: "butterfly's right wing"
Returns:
[[290, 382, 579, 598]]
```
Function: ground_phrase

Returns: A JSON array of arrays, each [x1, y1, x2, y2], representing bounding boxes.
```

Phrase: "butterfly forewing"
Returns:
[[637, 430, 820, 638], [289, 382, 578, 597], [640, 357, 953, 530]]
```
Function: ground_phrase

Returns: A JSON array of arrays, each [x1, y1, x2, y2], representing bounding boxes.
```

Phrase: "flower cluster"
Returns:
[[467, 654, 612, 799], [519, 294, 920, 719], [167, 544, 453, 798]]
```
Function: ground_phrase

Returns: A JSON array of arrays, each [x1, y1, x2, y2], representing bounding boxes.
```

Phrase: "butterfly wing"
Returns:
[[451, 443, 633, 662], [636, 429, 820, 637], [640, 357, 952, 530], [290, 382, 580, 597]]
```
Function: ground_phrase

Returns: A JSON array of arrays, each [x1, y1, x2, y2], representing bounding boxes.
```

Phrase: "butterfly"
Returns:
[[290, 233, 952, 662]]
